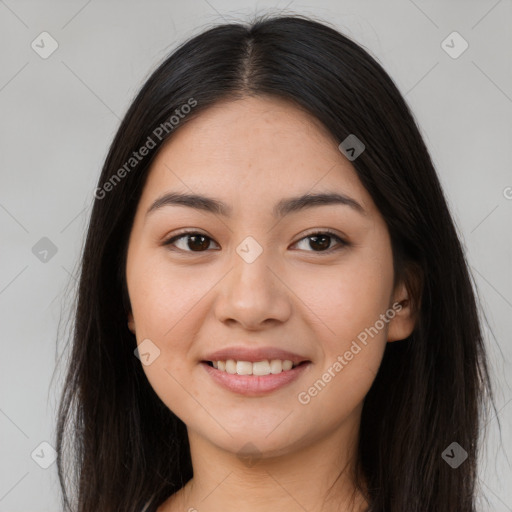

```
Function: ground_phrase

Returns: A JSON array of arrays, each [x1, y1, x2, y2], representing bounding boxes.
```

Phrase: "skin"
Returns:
[[125, 95, 416, 512]]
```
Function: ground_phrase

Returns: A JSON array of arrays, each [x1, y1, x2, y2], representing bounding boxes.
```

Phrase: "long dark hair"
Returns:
[[54, 13, 497, 512]]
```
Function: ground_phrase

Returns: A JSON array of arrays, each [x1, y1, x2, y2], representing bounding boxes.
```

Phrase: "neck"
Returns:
[[161, 411, 368, 512]]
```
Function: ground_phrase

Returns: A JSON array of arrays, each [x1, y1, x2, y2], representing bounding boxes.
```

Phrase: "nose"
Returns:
[[214, 250, 292, 331]]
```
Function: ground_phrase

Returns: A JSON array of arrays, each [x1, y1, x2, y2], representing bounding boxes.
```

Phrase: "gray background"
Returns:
[[1, 1, 511, 510]]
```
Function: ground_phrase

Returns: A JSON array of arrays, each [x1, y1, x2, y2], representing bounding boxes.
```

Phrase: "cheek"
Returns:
[[128, 257, 218, 414], [292, 246, 394, 350], [331, 268, 392, 343], [302, 248, 393, 422], [293, 244, 393, 414], [296, 287, 390, 430], [128, 254, 210, 340]]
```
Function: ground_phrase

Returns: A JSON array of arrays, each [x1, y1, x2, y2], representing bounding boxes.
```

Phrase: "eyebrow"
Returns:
[[145, 190, 366, 219]]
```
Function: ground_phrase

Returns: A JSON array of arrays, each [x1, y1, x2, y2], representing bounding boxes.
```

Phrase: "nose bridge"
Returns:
[[215, 234, 290, 328], [231, 236, 276, 300]]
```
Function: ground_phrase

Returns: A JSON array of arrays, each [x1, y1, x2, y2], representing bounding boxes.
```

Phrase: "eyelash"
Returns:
[[162, 229, 349, 255]]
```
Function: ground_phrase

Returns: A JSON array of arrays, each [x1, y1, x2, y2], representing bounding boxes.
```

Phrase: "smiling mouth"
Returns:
[[202, 359, 310, 376]]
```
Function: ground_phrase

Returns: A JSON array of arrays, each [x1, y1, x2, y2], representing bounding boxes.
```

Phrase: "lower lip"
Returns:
[[201, 361, 311, 396]]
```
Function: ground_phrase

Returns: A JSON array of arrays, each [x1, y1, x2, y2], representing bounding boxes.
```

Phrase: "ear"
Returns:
[[387, 268, 422, 342], [127, 311, 136, 334]]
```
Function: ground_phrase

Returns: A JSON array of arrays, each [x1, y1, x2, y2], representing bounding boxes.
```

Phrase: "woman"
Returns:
[[56, 13, 496, 512]]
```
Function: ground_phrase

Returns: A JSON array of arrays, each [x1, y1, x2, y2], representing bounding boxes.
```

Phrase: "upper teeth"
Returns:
[[212, 359, 295, 375]]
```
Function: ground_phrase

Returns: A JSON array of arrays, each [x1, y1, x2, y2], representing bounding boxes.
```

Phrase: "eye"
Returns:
[[163, 231, 219, 252], [292, 230, 348, 253], [162, 229, 348, 254]]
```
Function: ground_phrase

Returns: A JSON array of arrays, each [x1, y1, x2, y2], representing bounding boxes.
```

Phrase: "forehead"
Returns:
[[138, 95, 372, 214]]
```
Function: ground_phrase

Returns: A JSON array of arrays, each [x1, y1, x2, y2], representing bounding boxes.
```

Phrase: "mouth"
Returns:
[[200, 358, 312, 395], [202, 359, 310, 375]]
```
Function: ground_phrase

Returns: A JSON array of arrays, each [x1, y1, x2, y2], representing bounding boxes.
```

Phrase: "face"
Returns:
[[125, 95, 415, 459]]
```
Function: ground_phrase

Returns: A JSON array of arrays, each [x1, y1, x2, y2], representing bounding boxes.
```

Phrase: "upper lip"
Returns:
[[203, 346, 310, 365]]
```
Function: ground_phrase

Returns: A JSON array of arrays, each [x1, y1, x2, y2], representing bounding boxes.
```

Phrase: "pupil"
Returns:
[[189, 235, 209, 251], [310, 234, 330, 251]]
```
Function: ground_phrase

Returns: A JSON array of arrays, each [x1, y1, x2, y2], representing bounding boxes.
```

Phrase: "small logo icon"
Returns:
[[441, 31, 468, 59], [236, 442, 262, 467], [31, 441, 57, 469], [134, 338, 161, 366], [338, 134, 365, 161], [32, 237, 58, 263], [442, 441, 468, 468], [31, 32, 59, 59], [236, 236, 263, 264]]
